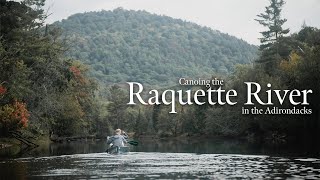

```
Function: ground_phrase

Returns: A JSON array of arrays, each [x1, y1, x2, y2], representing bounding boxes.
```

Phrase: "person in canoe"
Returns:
[[121, 130, 129, 140], [107, 129, 127, 149]]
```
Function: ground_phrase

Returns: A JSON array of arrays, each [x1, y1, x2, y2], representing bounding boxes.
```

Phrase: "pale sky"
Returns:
[[44, 0, 320, 45]]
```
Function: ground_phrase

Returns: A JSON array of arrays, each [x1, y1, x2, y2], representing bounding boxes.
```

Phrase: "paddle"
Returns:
[[127, 140, 139, 146]]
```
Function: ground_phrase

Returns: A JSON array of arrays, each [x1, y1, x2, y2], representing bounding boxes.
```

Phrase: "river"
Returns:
[[0, 138, 319, 179]]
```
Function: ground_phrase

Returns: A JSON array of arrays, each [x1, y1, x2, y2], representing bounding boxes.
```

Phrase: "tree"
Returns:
[[107, 85, 128, 129], [255, 0, 289, 50]]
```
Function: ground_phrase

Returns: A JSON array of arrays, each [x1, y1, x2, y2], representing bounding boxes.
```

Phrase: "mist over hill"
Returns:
[[53, 8, 258, 87]]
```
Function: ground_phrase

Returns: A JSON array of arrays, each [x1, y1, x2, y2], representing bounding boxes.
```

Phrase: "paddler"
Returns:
[[107, 129, 127, 148]]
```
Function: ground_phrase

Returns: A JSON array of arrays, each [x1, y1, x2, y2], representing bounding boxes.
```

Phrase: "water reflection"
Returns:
[[131, 138, 320, 157], [0, 138, 320, 179], [1, 138, 319, 158]]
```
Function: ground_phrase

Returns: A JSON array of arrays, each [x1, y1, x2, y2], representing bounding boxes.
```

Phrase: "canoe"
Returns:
[[106, 146, 129, 154]]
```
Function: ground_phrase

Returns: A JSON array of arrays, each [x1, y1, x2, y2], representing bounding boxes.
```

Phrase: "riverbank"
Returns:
[[0, 143, 12, 149], [0, 138, 19, 150]]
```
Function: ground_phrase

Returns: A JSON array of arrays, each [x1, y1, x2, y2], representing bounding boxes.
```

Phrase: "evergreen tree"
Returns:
[[255, 0, 290, 50], [107, 85, 128, 129]]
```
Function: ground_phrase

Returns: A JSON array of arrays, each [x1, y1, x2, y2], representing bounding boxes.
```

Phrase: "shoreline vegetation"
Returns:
[[1, 0, 320, 158], [0, 131, 298, 148]]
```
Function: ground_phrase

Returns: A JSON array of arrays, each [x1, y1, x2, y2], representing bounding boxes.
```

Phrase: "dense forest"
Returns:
[[52, 8, 257, 87], [0, 0, 319, 149], [0, 0, 100, 138]]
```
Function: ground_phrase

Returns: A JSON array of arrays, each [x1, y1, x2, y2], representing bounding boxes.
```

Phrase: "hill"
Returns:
[[52, 8, 258, 87]]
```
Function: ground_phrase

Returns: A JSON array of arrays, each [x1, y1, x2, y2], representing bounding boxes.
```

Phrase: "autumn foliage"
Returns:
[[12, 100, 30, 128], [69, 66, 81, 77], [0, 100, 30, 131], [279, 52, 301, 73], [69, 65, 88, 85], [0, 85, 6, 95]]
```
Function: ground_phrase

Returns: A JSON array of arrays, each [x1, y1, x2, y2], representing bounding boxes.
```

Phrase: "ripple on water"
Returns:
[[1, 152, 319, 179]]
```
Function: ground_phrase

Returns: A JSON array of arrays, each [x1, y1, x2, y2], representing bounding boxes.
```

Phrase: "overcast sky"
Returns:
[[44, 0, 320, 45]]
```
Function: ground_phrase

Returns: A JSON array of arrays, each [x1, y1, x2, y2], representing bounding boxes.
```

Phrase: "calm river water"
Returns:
[[0, 138, 319, 179]]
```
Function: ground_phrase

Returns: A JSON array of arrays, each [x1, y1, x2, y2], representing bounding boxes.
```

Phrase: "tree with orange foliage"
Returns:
[[0, 86, 6, 96], [0, 100, 30, 135]]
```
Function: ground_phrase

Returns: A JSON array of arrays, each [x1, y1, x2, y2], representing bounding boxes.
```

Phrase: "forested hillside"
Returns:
[[53, 8, 257, 86]]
